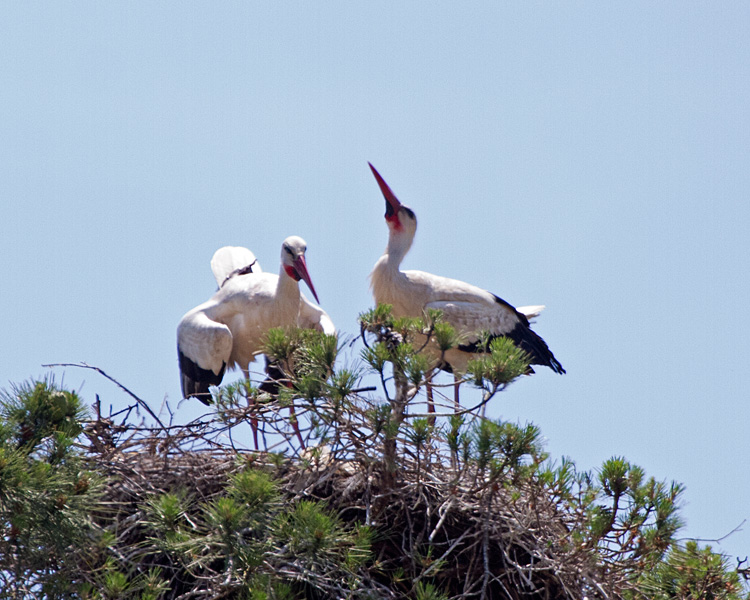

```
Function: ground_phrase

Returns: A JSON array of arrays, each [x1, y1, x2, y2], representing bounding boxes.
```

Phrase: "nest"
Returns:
[[77, 385, 615, 600]]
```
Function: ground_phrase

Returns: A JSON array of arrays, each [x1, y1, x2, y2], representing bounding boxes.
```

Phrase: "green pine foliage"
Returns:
[[630, 540, 748, 600], [0, 378, 103, 598], [466, 336, 531, 390], [0, 306, 746, 599]]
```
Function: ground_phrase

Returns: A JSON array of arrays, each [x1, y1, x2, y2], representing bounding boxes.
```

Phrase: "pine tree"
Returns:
[[0, 308, 747, 599]]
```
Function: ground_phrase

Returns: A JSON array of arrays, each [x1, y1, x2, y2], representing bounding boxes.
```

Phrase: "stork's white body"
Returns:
[[368, 163, 564, 375], [209, 245, 334, 338], [178, 268, 303, 373], [177, 237, 333, 401], [372, 259, 517, 333], [371, 258, 522, 372]]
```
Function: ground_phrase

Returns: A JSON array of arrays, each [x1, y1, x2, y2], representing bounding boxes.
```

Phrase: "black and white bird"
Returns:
[[177, 236, 333, 403], [368, 163, 564, 399]]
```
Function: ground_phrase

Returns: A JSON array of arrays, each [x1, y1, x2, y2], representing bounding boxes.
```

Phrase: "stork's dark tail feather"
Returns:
[[496, 294, 565, 374], [513, 326, 566, 374], [456, 297, 566, 375], [458, 324, 565, 375]]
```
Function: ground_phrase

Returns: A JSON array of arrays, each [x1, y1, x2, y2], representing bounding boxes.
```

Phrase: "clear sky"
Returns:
[[1, 2, 749, 560]]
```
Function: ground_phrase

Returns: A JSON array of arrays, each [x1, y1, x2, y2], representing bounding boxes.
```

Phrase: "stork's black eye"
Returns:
[[403, 207, 416, 221], [284, 246, 293, 255]]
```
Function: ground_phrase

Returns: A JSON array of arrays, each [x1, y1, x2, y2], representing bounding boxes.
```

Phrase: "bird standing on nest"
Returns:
[[177, 236, 334, 447], [367, 163, 564, 417]]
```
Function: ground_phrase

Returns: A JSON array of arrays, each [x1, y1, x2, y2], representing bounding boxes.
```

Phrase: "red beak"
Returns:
[[293, 255, 320, 304], [368, 162, 402, 216]]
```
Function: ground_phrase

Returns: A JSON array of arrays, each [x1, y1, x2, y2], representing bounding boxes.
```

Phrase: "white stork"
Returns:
[[177, 236, 333, 446], [208, 245, 335, 337], [367, 163, 564, 413]]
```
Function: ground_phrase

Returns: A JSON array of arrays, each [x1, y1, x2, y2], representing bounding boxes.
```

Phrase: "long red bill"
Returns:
[[368, 162, 402, 215], [293, 255, 320, 304]]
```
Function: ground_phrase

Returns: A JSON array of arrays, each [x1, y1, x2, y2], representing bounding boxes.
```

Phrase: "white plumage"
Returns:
[[368, 163, 564, 375], [516, 305, 545, 322], [177, 236, 334, 403], [210, 246, 261, 286]]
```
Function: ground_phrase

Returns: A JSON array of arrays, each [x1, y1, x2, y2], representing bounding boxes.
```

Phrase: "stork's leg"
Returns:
[[426, 381, 436, 426], [454, 373, 461, 412], [243, 369, 259, 450], [260, 358, 305, 449], [289, 402, 306, 449]]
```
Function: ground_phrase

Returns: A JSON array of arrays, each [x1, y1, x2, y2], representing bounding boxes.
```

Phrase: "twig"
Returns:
[[678, 519, 746, 545], [43, 362, 166, 429]]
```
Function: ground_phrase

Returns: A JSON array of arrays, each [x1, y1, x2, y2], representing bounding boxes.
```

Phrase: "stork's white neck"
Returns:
[[277, 265, 301, 301], [383, 226, 414, 269], [370, 226, 413, 309]]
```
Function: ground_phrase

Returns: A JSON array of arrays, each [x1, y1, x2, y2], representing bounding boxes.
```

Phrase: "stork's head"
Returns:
[[368, 163, 417, 239], [280, 236, 320, 303]]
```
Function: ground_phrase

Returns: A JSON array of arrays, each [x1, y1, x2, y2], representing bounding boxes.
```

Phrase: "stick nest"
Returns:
[[78, 391, 617, 600]]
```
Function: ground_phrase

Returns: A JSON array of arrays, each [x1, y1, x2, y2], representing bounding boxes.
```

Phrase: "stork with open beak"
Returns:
[[177, 236, 333, 447], [368, 163, 564, 416]]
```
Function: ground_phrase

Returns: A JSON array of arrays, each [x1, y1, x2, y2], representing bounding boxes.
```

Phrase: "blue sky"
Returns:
[[1, 3, 749, 559]]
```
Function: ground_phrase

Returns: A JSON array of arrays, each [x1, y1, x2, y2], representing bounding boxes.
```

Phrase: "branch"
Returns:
[[43, 362, 166, 430], [678, 519, 746, 545]]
